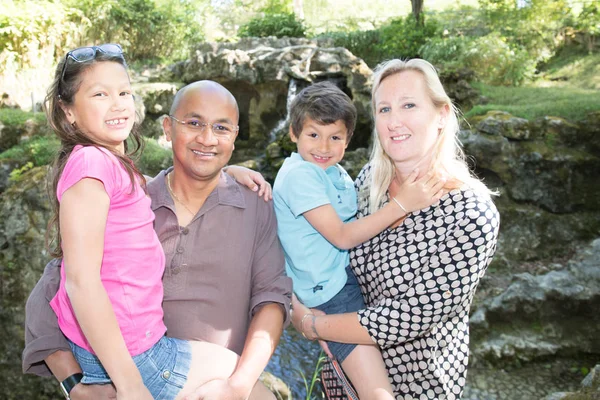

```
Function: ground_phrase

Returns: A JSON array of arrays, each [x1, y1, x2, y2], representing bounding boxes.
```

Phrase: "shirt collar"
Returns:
[[149, 167, 246, 212], [289, 152, 346, 189]]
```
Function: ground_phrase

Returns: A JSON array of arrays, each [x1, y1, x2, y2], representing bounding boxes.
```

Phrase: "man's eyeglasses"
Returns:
[[169, 115, 238, 139], [61, 44, 124, 83]]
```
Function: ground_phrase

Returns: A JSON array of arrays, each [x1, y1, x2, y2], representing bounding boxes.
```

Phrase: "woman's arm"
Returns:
[[60, 178, 150, 399], [291, 296, 372, 344], [303, 171, 445, 250], [295, 194, 500, 347]]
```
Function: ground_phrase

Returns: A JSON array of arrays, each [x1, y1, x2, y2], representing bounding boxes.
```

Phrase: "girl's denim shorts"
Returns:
[[69, 336, 191, 400]]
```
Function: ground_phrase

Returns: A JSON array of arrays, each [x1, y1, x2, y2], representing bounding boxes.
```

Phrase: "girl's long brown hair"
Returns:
[[45, 51, 146, 258]]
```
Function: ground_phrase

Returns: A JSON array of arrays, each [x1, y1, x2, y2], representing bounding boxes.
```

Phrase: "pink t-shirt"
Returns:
[[50, 145, 166, 356]]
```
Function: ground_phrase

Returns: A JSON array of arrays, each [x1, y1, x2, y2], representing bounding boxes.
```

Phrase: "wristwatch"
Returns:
[[59, 373, 83, 399]]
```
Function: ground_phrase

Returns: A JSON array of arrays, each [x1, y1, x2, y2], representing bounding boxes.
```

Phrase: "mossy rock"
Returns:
[[139, 114, 166, 139], [133, 82, 184, 117], [460, 129, 600, 213], [494, 200, 600, 263], [136, 138, 173, 177], [0, 166, 61, 398], [473, 111, 534, 140], [0, 117, 52, 153]]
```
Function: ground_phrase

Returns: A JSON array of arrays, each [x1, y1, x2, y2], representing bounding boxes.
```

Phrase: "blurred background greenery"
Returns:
[[1, 0, 598, 122]]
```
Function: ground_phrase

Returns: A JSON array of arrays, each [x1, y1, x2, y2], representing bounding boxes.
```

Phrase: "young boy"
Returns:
[[273, 82, 443, 399]]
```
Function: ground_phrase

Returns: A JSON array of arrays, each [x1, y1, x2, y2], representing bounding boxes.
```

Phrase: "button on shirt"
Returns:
[[150, 168, 292, 355]]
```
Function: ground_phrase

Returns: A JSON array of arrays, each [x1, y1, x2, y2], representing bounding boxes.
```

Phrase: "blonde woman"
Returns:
[[292, 59, 500, 399]]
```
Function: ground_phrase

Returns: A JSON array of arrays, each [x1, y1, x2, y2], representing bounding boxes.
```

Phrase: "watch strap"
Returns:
[[60, 372, 83, 398]]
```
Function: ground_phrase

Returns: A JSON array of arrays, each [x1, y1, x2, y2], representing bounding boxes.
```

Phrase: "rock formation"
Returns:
[[1, 38, 598, 399]]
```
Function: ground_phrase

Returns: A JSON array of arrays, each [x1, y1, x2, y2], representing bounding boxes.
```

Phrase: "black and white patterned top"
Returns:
[[350, 164, 500, 400]]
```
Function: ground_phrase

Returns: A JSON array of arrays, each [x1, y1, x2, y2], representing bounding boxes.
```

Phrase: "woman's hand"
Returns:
[[312, 308, 333, 358], [224, 165, 272, 201], [291, 294, 311, 334], [291, 295, 317, 341], [390, 170, 446, 214]]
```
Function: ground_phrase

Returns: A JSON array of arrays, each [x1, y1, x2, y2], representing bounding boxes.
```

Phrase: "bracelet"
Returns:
[[300, 313, 313, 340], [310, 314, 320, 340], [392, 197, 408, 214], [59, 372, 83, 399]]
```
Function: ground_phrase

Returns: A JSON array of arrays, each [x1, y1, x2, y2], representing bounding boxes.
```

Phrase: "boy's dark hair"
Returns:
[[289, 81, 357, 141]]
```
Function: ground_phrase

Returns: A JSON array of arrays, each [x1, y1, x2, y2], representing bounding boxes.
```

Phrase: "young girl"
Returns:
[[45, 44, 266, 400]]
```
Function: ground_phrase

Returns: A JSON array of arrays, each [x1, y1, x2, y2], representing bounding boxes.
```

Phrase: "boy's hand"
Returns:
[[390, 170, 446, 215], [224, 165, 272, 201]]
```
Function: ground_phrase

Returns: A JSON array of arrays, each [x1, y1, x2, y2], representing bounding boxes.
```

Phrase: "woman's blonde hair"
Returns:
[[368, 58, 494, 212]]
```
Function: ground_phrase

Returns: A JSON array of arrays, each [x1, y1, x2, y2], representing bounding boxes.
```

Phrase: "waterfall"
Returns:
[[268, 78, 299, 143]]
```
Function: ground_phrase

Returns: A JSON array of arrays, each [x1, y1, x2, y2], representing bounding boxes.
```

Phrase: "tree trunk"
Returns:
[[410, 0, 424, 26], [293, 0, 304, 19]]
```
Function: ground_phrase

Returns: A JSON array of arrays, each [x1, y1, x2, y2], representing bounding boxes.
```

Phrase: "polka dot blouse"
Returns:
[[350, 164, 500, 400]]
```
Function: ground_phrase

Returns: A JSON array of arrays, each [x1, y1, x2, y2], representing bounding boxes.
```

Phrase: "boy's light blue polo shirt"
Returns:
[[273, 152, 358, 307]]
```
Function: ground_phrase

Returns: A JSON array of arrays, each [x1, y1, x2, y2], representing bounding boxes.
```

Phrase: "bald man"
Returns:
[[23, 81, 292, 400]]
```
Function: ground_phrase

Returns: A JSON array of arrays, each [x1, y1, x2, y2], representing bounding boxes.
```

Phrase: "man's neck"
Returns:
[[168, 167, 222, 217]]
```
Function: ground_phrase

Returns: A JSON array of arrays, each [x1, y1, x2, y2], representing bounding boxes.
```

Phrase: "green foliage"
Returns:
[[239, 12, 307, 38], [0, 0, 87, 72], [431, 5, 489, 38], [378, 15, 439, 60], [0, 0, 204, 72], [136, 137, 173, 177], [0, 108, 46, 126], [317, 14, 439, 67], [0, 135, 60, 166], [465, 82, 600, 121], [297, 351, 326, 400], [259, 0, 292, 14], [8, 161, 34, 182], [421, 33, 537, 86], [538, 50, 600, 89], [571, 3, 600, 53], [68, 0, 204, 61], [0, 134, 172, 180], [318, 30, 384, 67], [478, 0, 570, 61]]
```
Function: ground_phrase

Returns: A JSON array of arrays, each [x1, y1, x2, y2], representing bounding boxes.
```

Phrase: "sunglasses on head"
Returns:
[[60, 43, 124, 83]]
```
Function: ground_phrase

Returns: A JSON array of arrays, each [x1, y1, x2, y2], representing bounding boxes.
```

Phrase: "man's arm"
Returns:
[[23, 258, 70, 376], [189, 197, 291, 400], [190, 303, 286, 400], [228, 197, 291, 397], [23, 258, 116, 399], [46, 351, 117, 400], [228, 303, 285, 397]]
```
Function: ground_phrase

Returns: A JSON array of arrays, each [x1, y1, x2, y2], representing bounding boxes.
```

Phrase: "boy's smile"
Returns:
[[290, 118, 349, 170]]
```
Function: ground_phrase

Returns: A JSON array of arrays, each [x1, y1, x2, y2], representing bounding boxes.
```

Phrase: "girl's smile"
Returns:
[[62, 61, 135, 153]]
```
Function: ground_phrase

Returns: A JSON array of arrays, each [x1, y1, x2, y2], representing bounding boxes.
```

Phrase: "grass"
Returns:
[[537, 50, 600, 90], [466, 82, 600, 122], [0, 135, 59, 165], [0, 108, 46, 126], [297, 351, 326, 400], [465, 51, 600, 122]]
